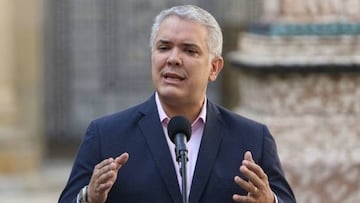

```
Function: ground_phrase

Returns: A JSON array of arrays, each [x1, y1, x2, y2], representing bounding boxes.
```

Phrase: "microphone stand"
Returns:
[[175, 135, 189, 203], [179, 150, 188, 203]]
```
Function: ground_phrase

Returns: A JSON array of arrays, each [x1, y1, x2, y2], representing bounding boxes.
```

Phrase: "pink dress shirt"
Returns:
[[155, 92, 206, 197]]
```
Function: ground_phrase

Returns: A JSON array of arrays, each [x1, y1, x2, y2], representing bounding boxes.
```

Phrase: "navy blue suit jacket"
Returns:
[[59, 94, 296, 203]]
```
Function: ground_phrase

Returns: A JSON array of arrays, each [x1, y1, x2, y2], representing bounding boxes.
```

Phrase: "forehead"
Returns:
[[155, 16, 209, 48]]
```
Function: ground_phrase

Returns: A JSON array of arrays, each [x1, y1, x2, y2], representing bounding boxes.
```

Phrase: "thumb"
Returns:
[[114, 152, 129, 170], [244, 151, 254, 163]]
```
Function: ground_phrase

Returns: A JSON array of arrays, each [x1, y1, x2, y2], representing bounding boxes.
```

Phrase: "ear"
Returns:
[[209, 56, 224, 82]]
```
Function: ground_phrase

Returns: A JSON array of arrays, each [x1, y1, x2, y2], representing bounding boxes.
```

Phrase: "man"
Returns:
[[59, 5, 296, 203]]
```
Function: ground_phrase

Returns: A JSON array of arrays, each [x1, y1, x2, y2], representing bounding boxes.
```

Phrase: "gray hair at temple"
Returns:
[[150, 5, 223, 57]]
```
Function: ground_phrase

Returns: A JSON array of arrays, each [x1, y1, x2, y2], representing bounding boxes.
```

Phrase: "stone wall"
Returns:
[[233, 70, 360, 202]]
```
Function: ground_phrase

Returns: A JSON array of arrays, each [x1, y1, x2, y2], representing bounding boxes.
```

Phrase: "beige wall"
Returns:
[[0, 0, 43, 173]]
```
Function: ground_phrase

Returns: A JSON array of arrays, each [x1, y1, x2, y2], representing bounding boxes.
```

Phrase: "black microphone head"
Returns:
[[167, 115, 191, 143]]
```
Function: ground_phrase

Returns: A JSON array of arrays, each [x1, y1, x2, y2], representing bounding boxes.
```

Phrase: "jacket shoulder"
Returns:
[[91, 96, 156, 127]]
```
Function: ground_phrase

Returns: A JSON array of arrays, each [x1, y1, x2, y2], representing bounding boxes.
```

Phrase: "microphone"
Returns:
[[167, 116, 191, 203], [167, 116, 191, 162]]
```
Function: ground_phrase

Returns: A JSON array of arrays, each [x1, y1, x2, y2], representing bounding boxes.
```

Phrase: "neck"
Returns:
[[159, 97, 205, 123]]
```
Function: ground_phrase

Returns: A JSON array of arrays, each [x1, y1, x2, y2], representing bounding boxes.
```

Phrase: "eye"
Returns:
[[184, 47, 198, 55], [157, 44, 170, 52]]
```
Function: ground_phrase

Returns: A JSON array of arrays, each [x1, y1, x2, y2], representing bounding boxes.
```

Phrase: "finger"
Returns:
[[234, 176, 257, 194], [96, 180, 114, 193], [114, 152, 129, 169], [96, 161, 117, 180], [232, 193, 256, 203], [92, 158, 114, 181], [95, 158, 114, 170], [243, 151, 268, 180], [97, 166, 118, 184], [96, 154, 129, 187], [90, 154, 129, 193], [242, 159, 268, 181], [244, 151, 266, 180], [93, 160, 117, 184], [240, 164, 264, 190], [94, 165, 120, 194]]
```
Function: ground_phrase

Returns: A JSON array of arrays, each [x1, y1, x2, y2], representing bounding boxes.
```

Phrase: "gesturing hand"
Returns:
[[233, 151, 275, 203], [88, 152, 129, 203]]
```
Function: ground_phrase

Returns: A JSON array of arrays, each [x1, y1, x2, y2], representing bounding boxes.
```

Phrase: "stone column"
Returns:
[[0, 0, 43, 173], [0, 0, 17, 128], [229, 0, 360, 202]]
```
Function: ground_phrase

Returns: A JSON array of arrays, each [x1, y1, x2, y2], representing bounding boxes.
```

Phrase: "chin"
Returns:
[[158, 90, 180, 98], [158, 88, 184, 100]]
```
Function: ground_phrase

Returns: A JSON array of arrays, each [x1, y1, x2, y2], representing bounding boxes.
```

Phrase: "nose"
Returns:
[[167, 48, 182, 66]]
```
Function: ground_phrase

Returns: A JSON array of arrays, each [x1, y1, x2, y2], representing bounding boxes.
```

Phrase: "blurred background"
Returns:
[[0, 0, 359, 202]]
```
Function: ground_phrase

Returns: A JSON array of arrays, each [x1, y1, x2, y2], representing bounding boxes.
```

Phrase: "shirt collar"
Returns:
[[155, 92, 206, 126]]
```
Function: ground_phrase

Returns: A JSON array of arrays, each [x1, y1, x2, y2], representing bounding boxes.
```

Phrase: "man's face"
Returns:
[[151, 16, 223, 107]]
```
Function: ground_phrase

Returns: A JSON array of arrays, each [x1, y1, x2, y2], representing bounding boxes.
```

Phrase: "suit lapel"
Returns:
[[189, 101, 224, 203], [138, 96, 182, 202]]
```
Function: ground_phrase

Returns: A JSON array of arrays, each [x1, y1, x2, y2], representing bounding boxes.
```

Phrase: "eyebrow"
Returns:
[[156, 40, 201, 50], [156, 40, 171, 45]]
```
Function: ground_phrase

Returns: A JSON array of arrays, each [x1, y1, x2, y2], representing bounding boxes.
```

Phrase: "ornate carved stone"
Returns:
[[230, 0, 360, 202]]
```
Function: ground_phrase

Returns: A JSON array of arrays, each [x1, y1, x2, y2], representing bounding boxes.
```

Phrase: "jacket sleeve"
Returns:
[[58, 121, 102, 203], [261, 125, 296, 203]]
